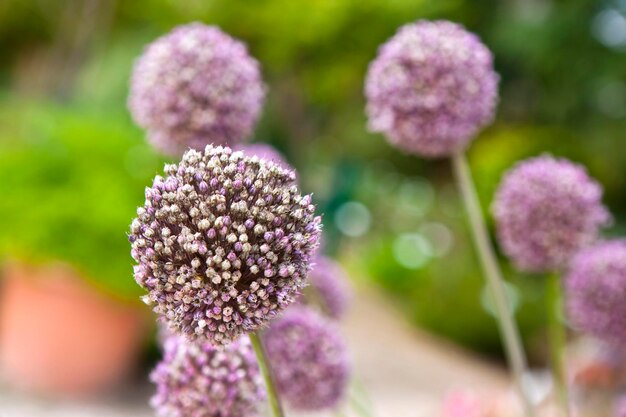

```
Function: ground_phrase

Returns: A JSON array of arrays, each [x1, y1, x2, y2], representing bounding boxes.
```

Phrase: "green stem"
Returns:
[[349, 389, 376, 417], [451, 152, 535, 417], [546, 272, 570, 416], [249, 332, 285, 417]]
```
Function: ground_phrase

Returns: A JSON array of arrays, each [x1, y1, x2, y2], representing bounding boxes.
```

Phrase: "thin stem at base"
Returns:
[[349, 379, 378, 417], [451, 152, 535, 417], [250, 332, 285, 417], [547, 272, 570, 416], [350, 391, 376, 417]]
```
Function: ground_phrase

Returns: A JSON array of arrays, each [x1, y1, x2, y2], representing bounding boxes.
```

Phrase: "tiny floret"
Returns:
[[493, 156, 610, 272], [264, 307, 350, 410], [150, 335, 265, 417], [129, 23, 266, 155], [365, 20, 499, 158], [130, 145, 322, 345], [565, 240, 626, 347]]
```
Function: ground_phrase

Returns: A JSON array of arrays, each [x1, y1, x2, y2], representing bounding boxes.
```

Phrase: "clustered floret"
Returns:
[[128, 23, 266, 155], [236, 144, 293, 174], [565, 240, 626, 348], [263, 307, 350, 410], [130, 145, 322, 345], [365, 20, 499, 158], [150, 335, 265, 417], [493, 156, 610, 273]]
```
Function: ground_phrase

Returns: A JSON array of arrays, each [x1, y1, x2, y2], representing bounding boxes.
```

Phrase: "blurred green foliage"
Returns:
[[1, 0, 626, 361], [0, 100, 163, 301]]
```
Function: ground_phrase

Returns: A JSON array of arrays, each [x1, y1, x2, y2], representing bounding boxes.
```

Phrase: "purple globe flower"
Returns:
[[493, 156, 610, 273], [364, 20, 499, 158], [301, 256, 352, 319], [565, 241, 626, 348], [130, 145, 322, 345], [129, 23, 266, 155], [150, 335, 265, 417], [264, 307, 350, 411], [235, 143, 293, 173]]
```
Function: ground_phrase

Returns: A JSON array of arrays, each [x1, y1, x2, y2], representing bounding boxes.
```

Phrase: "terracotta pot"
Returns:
[[0, 261, 149, 397]]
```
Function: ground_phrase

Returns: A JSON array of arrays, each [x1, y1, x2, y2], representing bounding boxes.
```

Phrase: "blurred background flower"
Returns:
[[364, 20, 499, 158], [565, 240, 626, 348], [128, 23, 266, 155], [150, 334, 265, 417], [263, 306, 350, 411], [493, 156, 610, 273]]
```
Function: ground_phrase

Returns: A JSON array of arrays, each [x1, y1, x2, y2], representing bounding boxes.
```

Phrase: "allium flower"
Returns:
[[565, 241, 626, 347], [493, 156, 610, 273], [130, 145, 322, 345], [129, 23, 266, 155], [150, 335, 265, 417], [235, 143, 293, 173], [364, 20, 499, 158], [301, 256, 352, 319], [263, 307, 350, 410]]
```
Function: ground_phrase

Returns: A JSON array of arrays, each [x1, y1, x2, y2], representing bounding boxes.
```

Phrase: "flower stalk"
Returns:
[[250, 332, 285, 417], [547, 272, 570, 416], [451, 152, 535, 417]]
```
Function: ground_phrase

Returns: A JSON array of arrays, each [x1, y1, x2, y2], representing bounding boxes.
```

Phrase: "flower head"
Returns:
[[301, 256, 352, 319], [129, 23, 266, 155], [263, 306, 350, 411], [565, 240, 626, 347], [130, 145, 322, 345], [493, 156, 610, 273], [150, 335, 265, 417], [364, 20, 499, 158]]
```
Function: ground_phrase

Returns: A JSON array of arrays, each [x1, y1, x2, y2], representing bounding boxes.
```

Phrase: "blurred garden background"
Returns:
[[1, 0, 626, 413]]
